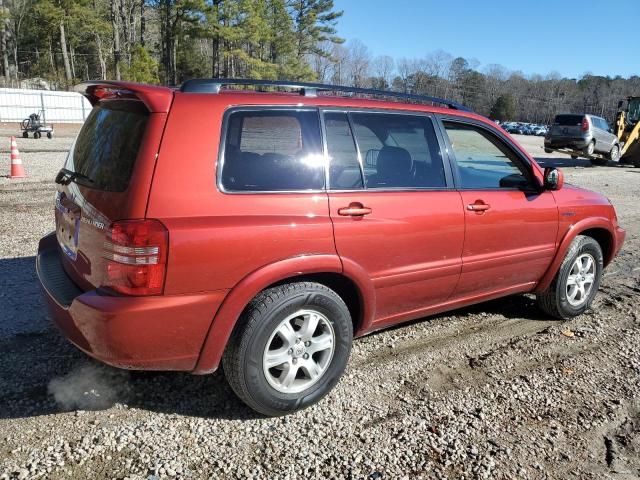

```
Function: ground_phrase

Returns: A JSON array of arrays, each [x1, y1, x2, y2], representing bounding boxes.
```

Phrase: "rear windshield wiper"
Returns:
[[55, 168, 94, 186]]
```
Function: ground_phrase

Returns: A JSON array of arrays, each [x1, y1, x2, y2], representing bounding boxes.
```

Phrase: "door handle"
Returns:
[[338, 203, 372, 217], [467, 201, 490, 212]]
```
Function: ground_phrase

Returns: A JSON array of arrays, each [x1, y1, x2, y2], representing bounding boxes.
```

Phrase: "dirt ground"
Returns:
[[0, 132, 638, 479]]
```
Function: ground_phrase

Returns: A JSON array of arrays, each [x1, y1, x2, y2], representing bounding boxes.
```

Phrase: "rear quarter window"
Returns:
[[220, 110, 324, 192], [66, 100, 149, 192]]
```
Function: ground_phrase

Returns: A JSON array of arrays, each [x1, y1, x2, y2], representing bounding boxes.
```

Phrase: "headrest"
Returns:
[[376, 146, 412, 177]]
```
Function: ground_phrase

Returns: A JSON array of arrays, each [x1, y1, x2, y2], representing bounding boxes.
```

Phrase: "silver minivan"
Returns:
[[544, 114, 620, 163]]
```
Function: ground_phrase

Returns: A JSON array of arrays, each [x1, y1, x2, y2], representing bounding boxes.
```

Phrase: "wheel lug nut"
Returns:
[[288, 348, 293, 355], [303, 353, 309, 359], [305, 341, 310, 347], [292, 358, 297, 364]]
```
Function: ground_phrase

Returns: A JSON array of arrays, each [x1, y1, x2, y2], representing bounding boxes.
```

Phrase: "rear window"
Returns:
[[553, 114, 584, 126], [66, 100, 149, 192], [220, 109, 324, 192]]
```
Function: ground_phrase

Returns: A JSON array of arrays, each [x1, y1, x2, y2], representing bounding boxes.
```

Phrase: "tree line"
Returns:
[[0, 0, 637, 124], [0, 0, 344, 87], [316, 43, 640, 124]]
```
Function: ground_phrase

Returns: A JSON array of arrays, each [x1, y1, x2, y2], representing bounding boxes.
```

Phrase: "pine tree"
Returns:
[[122, 45, 159, 84], [289, 0, 343, 80], [490, 94, 516, 121]]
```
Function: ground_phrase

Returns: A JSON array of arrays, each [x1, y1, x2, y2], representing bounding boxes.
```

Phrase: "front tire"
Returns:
[[223, 282, 353, 416], [537, 235, 603, 319]]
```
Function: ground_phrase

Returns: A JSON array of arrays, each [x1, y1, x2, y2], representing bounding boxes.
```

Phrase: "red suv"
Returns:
[[37, 79, 625, 416]]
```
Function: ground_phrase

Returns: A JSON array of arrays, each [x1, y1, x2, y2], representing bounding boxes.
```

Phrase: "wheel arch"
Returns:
[[192, 254, 375, 374], [535, 218, 615, 293]]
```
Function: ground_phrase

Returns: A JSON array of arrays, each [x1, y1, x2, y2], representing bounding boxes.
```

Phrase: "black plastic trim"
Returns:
[[36, 241, 83, 308]]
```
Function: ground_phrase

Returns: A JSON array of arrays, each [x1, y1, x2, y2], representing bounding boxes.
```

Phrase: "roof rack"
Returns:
[[179, 78, 471, 111]]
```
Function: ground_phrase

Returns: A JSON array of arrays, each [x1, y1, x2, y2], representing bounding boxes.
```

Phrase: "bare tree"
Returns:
[[329, 42, 347, 85], [310, 40, 335, 82], [0, 0, 10, 78], [344, 39, 370, 87], [395, 57, 421, 93], [59, 19, 72, 82], [371, 54, 394, 89], [8, 0, 31, 80]]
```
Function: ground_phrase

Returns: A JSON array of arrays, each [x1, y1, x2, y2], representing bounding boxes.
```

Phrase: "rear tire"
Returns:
[[537, 235, 603, 319], [223, 282, 353, 416], [33, 131, 41, 139], [47, 132, 53, 139], [22, 131, 28, 138], [583, 140, 595, 156]]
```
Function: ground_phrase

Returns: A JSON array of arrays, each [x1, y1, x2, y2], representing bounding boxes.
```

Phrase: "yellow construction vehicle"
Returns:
[[614, 96, 640, 166]]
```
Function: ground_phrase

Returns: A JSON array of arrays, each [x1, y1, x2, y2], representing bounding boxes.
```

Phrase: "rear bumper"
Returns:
[[544, 137, 590, 150], [36, 233, 228, 371]]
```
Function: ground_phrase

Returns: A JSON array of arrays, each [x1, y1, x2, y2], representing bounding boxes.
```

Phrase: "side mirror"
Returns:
[[543, 167, 563, 191]]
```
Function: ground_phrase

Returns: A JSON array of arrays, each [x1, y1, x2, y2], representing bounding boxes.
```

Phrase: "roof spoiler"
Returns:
[[75, 81, 174, 113]]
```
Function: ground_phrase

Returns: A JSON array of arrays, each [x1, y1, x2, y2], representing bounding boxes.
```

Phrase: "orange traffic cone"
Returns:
[[9, 136, 26, 178]]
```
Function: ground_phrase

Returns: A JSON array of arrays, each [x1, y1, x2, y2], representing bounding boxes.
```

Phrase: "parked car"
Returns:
[[533, 125, 548, 136], [544, 114, 620, 163], [37, 80, 626, 416], [505, 124, 525, 134]]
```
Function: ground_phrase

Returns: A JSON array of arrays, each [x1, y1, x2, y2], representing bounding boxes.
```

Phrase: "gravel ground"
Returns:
[[0, 133, 638, 480]]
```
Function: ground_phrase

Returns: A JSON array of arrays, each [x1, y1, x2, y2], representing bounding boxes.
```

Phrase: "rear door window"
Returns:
[[220, 110, 324, 191], [324, 112, 364, 189], [349, 113, 446, 189], [66, 100, 149, 192]]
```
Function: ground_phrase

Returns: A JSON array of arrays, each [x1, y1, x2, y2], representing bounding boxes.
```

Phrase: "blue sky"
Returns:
[[333, 0, 639, 78]]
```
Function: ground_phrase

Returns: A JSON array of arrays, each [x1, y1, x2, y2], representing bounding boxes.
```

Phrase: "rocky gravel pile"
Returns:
[[1, 137, 639, 479]]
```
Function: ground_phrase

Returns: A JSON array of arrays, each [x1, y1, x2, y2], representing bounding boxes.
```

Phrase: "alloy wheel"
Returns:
[[566, 253, 596, 307], [263, 309, 335, 394]]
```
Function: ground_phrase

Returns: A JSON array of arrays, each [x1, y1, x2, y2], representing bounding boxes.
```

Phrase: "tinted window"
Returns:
[[350, 113, 446, 189], [443, 121, 529, 189], [66, 100, 148, 192], [221, 110, 324, 191], [553, 114, 584, 126], [324, 112, 363, 189]]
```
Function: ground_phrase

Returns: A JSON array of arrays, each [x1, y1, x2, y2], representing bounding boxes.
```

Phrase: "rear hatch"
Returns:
[[55, 83, 172, 293], [550, 114, 585, 138]]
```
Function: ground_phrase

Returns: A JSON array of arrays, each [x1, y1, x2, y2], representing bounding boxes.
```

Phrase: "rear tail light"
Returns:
[[102, 219, 168, 295], [581, 117, 589, 131]]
